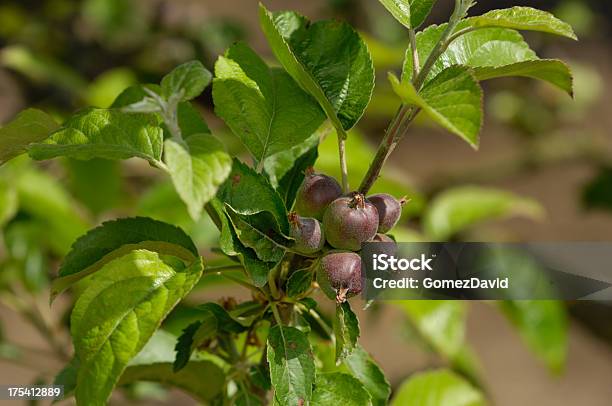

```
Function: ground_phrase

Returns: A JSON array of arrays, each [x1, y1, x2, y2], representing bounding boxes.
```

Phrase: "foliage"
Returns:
[[0, 0, 576, 404]]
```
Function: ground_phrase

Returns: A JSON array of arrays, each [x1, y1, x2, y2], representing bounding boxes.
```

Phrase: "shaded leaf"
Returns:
[[70, 250, 203, 405], [53, 357, 79, 401], [225, 208, 288, 263], [176, 102, 211, 137], [286, 268, 313, 299], [111, 84, 161, 108], [235, 391, 264, 406], [499, 300, 567, 374], [65, 158, 121, 215], [259, 5, 374, 133], [334, 302, 360, 364], [0, 109, 58, 165], [197, 302, 248, 334], [424, 186, 544, 240], [390, 67, 482, 148], [213, 42, 324, 165], [51, 217, 198, 300], [391, 369, 484, 406], [120, 362, 225, 404], [345, 345, 391, 406], [267, 325, 315, 405], [0, 181, 17, 227], [28, 108, 164, 165], [165, 134, 232, 220], [218, 159, 289, 234], [582, 167, 612, 211], [14, 169, 88, 255], [275, 142, 319, 209], [312, 372, 371, 406], [207, 198, 272, 287]]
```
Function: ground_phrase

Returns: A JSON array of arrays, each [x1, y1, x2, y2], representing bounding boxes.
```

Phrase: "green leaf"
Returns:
[[267, 325, 315, 405], [176, 102, 211, 137], [173, 315, 217, 372], [65, 158, 122, 215], [197, 302, 248, 334], [14, 169, 89, 256], [161, 61, 212, 101], [85, 68, 138, 108], [583, 167, 612, 211], [378, 0, 436, 29], [219, 159, 289, 234], [424, 186, 544, 240], [53, 357, 79, 401], [263, 128, 318, 189], [259, 5, 374, 133], [473, 59, 573, 97], [28, 108, 164, 165], [391, 369, 485, 406], [345, 345, 391, 406], [207, 198, 272, 287], [390, 67, 482, 148], [0, 181, 17, 227], [236, 391, 264, 406], [70, 250, 203, 405], [1, 45, 87, 94], [0, 109, 59, 165], [464, 7, 577, 40], [403, 24, 573, 95], [225, 208, 288, 263], [499, 300, 567, 374], [396, 301, 466, 360], [121, 362, 225, 403], [334, 302, 360, 364], [274, 142, 319, 209], [119, 330, 224, 402], [164, 134, 232, 220], [312, 372, 371, 406], [213, 42, 325, 165], [286, 268, 313, 299], [111, 84, 161, 108], [51, 217, 198, 300]]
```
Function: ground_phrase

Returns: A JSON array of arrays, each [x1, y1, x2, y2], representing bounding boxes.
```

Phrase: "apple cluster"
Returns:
[[289, 168, 404, 303]]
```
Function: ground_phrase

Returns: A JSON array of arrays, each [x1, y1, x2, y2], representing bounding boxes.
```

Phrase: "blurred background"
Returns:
[[0, 0, 611, 405]]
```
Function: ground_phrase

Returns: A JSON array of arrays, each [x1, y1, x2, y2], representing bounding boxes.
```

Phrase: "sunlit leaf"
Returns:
[[70, 250, 203, 405], [51, 217, 198, 300], [259, 5, 374, 133], [391, 369, 484, 406], [390, 68, 482, 148], [312, 372, 371, 406], [424, 186, 544, 240], [28, 108, 164, 165], [464, 7, 577, 40], [165, 134, 232, 220], [213, 42, 324, 165], [267, 325, 315, 405]]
